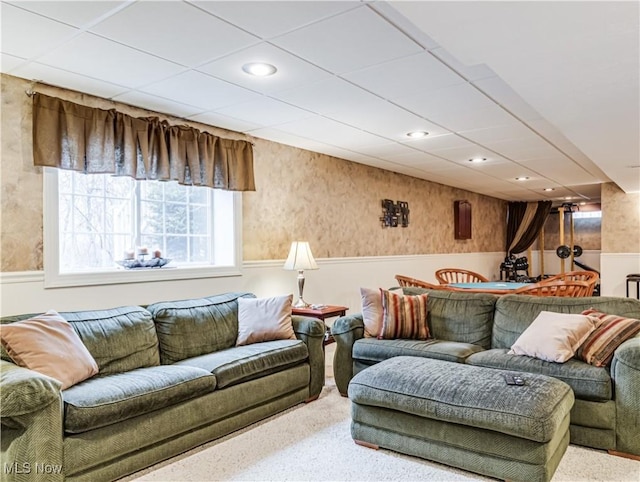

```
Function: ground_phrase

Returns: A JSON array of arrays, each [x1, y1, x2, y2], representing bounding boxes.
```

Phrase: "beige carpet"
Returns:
[[125, 348, 639, 482]]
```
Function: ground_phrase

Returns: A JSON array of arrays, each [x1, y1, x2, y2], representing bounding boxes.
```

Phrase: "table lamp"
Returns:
[[283, 241, 318, 308]]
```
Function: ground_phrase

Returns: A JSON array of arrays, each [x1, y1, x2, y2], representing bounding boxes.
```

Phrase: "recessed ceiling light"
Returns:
[[406, 131, 429, 138], [515, 176, 530, 181], [469, 157, 487, 163], [543, 188, 555, 192], [242, 62, 277, 77], [564, 196, 573, 200]]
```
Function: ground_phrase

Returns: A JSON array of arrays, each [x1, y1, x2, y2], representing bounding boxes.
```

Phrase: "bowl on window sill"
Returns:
[[116, 257, 172, 269]]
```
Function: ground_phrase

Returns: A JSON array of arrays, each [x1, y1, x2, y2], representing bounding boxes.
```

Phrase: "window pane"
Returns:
[[164, 181, 186, 203], [141, 200, 164, 234], [74, 173, 105, 196], [106, 198, 132, 234], [190, 237, 209, 263], [61, 233, 104, 269], [164, 203, 188, 234], [106, 175, 135, 198], [189, 186, 208, 204], [189, 205, 208, 235], [72, 196, 104, 234], [140, 181, 163, 202], [167, 236, 187, 261]]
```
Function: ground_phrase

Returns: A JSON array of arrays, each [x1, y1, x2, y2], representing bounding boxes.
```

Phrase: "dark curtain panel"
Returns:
[[505, 201, 528, 252], [507, 201, 553, 254], [32, 93, 256, 191]]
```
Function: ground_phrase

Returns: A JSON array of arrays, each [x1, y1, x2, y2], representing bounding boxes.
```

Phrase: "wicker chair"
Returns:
[[513, 280, 592, 297], [542, 270, 599, 296], [394, 275, 443, 290], [435, 268, 489, 285]]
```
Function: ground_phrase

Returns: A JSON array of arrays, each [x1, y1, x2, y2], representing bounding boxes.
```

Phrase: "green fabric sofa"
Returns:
[[331, 289, 640, 458], [0, 292, 326, 481]]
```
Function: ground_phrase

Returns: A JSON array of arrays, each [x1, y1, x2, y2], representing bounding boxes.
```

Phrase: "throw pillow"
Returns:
[[576, 309, 640, 367], [360, 287, 383, 338], [0, 310, 99, 389], [508, 311, 599, 363], [378, 289, 429, 340], [236, 294, 296, 346]]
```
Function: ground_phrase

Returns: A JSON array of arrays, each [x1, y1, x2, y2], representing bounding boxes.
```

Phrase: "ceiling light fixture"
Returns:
[[543, 188, 555, 192], [515, 176, 530, 181], [406, 131, 428, 138], [242, 62, 277, 77], [469, 157, 487, 163]]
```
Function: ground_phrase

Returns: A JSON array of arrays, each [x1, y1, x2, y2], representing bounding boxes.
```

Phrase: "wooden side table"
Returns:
[[291, 305, 348, 345]]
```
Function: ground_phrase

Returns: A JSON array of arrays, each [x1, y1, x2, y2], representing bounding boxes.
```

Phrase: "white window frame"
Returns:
[[43, 168, 242, 288]]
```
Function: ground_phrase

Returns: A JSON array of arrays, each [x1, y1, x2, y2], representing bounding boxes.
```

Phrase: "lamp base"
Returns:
[[293, 297, 311, 309]]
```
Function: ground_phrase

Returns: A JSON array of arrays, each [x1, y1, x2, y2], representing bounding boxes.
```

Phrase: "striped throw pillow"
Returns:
[[378, 289, 429, 340], [577, 309, 640, 367]]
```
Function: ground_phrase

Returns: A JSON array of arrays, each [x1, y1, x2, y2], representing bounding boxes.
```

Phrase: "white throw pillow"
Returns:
[[236, 294, 296, 346], [508, 311, 599, 363], [360, 287, 383, 338]]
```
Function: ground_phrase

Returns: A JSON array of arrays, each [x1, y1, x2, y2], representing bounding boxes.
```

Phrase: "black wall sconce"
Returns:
[[381, 199, 409, 227]]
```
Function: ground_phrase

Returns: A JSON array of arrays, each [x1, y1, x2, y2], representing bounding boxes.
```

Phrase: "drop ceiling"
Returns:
[[2, 0, 638, 203]]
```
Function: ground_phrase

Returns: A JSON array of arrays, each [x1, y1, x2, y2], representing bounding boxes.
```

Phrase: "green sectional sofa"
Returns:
[[0, 292, 326, 481], [331, 289, 640, 458]]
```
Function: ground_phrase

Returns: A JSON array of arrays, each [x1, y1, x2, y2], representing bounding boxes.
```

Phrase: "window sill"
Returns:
[[44, 265, 242, 289]]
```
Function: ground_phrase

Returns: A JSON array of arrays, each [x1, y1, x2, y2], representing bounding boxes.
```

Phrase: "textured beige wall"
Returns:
[[601, 182, 640, 253], [1, 74, 506, 271]]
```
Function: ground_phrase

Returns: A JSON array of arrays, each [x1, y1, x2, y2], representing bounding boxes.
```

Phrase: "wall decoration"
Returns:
[[381, 199, 410, 228], [454, 200, 472, 239]]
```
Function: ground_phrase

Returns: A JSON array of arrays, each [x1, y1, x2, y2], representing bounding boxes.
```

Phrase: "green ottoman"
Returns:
[[348, 356, 574, 482]]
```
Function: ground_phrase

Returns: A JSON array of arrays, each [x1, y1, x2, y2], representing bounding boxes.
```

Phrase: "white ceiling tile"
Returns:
[[1, 4, 79, 59], [112, 91, 203, 118], [9, 1, 128, 28], [342, 51, 466, 100], [214, 97, 313, 127], [459, 123, 537, 145], [391, 153, 457, 171], [248, 127, 332, 153], [426, 143, 501, 164], [36, 33, 185, 88], [90, 2, 259, 67], [197, 43, 332, 94], [350, 142, 421, 159], [485, 137, 561, 161], [192, 1, 359, 39], [189, 112, 261, 133], [395, 82, 497, 118], [1, 53, 27, 72], [141, 71, 262, 110], [271, 6, 422, 74], [429, 47, 496, 82], [520, 158, 601, 185], [399, 133, 469, 151], [326, 98, 448, 139], [12, 62, 129, 98], [472, 76, 542, 121], [272, 77, 380, 115], [427, 104, 519, 133], [275, 116, 390, 150]]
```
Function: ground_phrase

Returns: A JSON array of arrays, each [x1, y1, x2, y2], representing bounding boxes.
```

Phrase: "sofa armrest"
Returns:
[[330, 314, 365, 396], [610, 335, 640, 456], [1, 360, 64, 481], [292, 316, 326, 400]]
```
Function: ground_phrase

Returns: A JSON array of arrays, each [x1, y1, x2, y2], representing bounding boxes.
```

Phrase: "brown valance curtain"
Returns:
[[32, 93, 255, 191], [506, 200, 552, 255]]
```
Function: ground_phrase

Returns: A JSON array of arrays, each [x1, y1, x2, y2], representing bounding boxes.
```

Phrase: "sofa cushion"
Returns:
[[236, 294, 296, 346], [493, 295, 640, 350], [63, 365, 216, 434], [379, 290, 429, 340], [360, 287, 383, 338], [466, 349, 612, 401], [0, 310, 98, 389], [353, 338, 484, 365], [148, 292, 254, 364], [508, 311, 599, 363], [60, 306, 159, 375], [577, 309, 640, 367], [402, 288, 497, 349], [175, 339, 308, 389]]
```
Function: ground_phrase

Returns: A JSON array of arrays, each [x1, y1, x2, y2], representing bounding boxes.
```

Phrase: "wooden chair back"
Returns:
[[395, 275, 443, 290], [513, 280, 592, 297], [542, 270, 599, 296], [435, 268, 489, 285]]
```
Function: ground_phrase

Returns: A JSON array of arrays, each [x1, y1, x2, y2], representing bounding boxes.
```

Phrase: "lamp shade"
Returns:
[[283, 242, 318, 271]]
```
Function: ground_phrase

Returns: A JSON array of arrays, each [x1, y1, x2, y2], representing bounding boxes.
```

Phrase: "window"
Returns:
[[572, 211, 602, 219], [44, 168, 241, 288]]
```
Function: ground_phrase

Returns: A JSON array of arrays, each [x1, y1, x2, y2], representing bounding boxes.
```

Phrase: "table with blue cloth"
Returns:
[[448, 282, 531, 294]]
